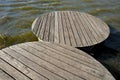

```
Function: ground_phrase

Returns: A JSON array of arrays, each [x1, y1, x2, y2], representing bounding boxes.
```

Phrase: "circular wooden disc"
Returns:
[[0, 42, 115, 80], [32, 11, 110, 47]]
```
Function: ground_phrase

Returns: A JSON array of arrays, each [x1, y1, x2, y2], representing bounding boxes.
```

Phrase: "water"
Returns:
[[0, 0, 120, 34], [0, 0, 120, 79]]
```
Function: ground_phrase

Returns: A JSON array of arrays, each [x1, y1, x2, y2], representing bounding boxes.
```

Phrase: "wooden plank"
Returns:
[[0, 50, 48, 80], [36, 42, 107, 72], [36, 16, 44, 37], [56, 42, 113, 76], [0, 68, 14, 80], [9, 45, 84, 80], [49, 12, 55, 42], [31, 11, 110, 47], [80, 13, 98, 44], [22, 43, 109, 78], [43, 13, 51, 41], [57, 43, 111, 75], [102, 74, 116, 80], [72, 11, 89, 46], [50, 42, 110, 74], [68, 11, 88, 46], [76, 12, 93, 46], [19, 43, 102, 80], [67, 11, 82, 46], [39, 14, 48, 40], [54, 11, 59, 43], [0, 42, 115, 80], [0, 57, 31, 80], [63, 11, 77, 46], [90, 15, 110, 38], [81, 13, 99, 43], [31, 17, 40, 34], [85, 14, 104, 41], [86, 14, 106, 40], [40, 41, 94, 63], [2, 47, 65, 80], [57, 11, 65, 44], [19, 42, 114, 80], [61, 11, 71, 45]]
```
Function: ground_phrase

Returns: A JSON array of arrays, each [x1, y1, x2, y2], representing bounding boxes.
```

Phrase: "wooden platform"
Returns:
[[0, 41, 115, 80], [32, 11, 110, 47]]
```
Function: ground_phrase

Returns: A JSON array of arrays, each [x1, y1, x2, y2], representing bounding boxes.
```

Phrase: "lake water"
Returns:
[[0, 0, 120, 79]]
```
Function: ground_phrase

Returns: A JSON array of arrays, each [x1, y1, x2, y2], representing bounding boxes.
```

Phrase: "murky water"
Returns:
[[0, 0, 120, 79], [0, 0, 120, 35]]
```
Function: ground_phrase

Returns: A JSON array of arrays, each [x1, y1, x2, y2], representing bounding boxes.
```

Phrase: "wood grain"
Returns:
[[0, 42, 115, 80], [32, 11, 110, 47]]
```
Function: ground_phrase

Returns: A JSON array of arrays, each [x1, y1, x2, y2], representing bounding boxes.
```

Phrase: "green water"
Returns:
[[0, 0, 120, 79]]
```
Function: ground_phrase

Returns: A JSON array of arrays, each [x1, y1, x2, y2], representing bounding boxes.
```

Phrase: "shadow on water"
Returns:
[[77, 26, 120, 80]]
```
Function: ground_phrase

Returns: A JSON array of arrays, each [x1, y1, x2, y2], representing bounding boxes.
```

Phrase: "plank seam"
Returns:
[[36, 16, 44, 37], [78, 13, 93, 45], [63, 11, 72, 46], [35, 42, 105, 72], [66, 11, 77, 46], [74, 12, 89, 46], [8, 46, 67, 80], [82, 14, 98, 43], [0, 57, 32, 80], [24, 43, 104, 78], [0, 68, 16, 80], [16, 45, 86, 80], [1, 50, 49, 80], [80, 13, 97, 44]]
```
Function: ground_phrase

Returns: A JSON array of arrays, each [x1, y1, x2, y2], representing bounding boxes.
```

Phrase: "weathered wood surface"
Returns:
[[0, 42, 115, 80], [0, 69, 14, 80], [32, 11, 110, 47]]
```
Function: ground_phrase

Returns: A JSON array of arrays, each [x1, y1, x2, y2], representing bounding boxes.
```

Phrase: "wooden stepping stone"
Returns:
[[32, 11, 110, 47], [0, 41, 115, 80]]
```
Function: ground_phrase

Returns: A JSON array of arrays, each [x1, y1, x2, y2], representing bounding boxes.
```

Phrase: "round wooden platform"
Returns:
[[0, 41, 115, 80], [32, 11, 110, 47]]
